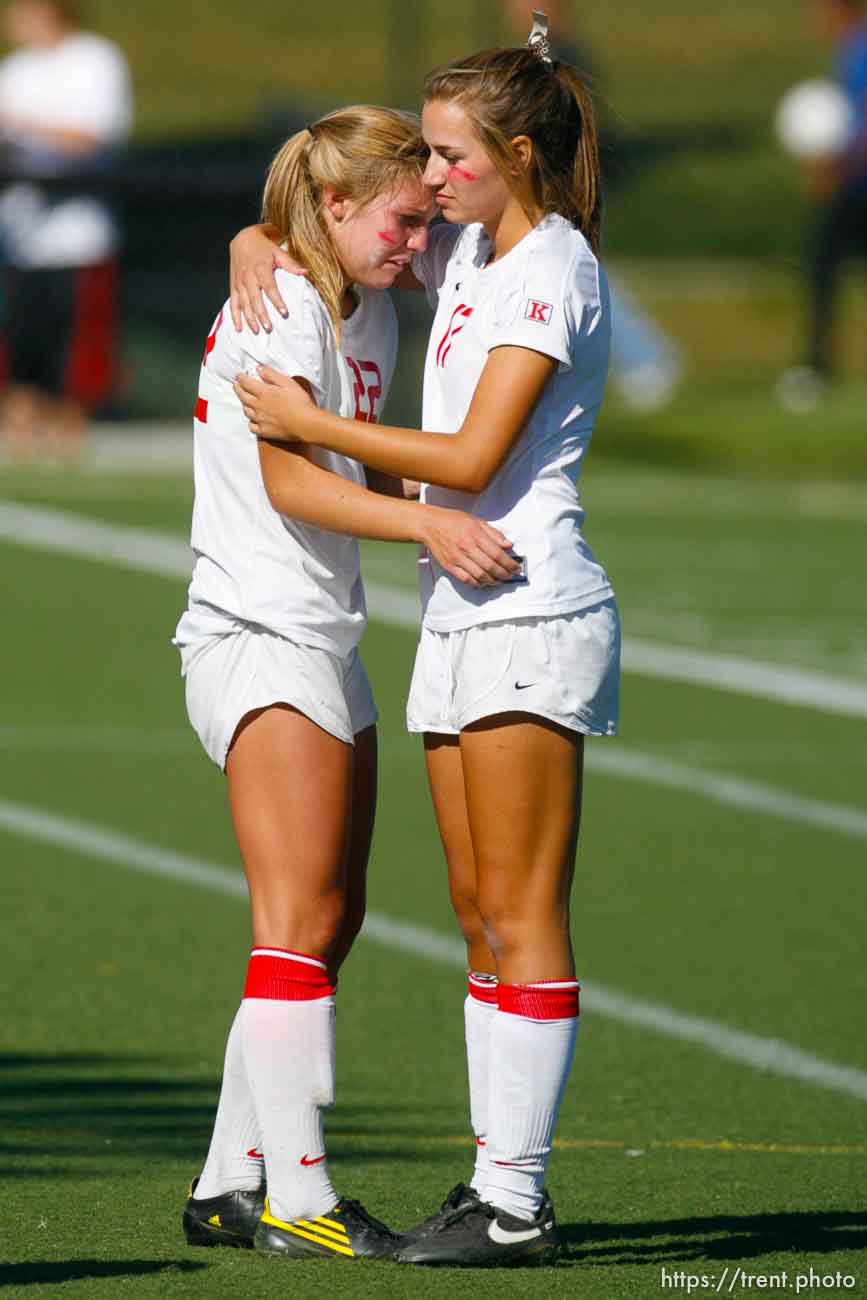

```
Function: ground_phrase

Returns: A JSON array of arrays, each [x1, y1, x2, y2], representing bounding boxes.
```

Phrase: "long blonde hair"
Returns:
[[424, 49, 602, 255], [263, 106, 428, 337]]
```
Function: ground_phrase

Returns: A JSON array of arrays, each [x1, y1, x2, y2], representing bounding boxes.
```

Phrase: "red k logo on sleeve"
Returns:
[[524, 299, 553, 325]]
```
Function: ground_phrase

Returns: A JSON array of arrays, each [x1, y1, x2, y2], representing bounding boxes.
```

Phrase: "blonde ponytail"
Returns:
[[262, 107, 428, 337]]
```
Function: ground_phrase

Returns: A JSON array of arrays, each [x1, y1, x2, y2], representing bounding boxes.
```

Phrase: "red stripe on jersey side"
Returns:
[[498, 981, 580, 1020], [244, 952, 334, 1001], [203, 309, 224, 366], [467, 973, 498, 1005], [194, 397, 208, 423]]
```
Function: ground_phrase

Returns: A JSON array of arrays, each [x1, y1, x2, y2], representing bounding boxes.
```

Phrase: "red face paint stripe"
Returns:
[[377, 230, 398, 245], [447, 165, 478, 181]]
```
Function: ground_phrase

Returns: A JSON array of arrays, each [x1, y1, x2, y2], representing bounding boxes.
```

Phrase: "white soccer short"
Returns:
[[406, 601, 620, 737], [180, 627, 377, 769]]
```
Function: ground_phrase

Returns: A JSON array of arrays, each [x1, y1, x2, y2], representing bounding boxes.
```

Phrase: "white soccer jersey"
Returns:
[[174, 272, 398, 660], [412, 213, 614, 632]]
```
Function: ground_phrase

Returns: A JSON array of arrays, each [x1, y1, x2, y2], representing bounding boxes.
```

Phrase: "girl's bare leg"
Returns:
[[227, 704, 353, 957], [460, 712, 583, 985], [424, 732, 496, 1193], [426, 713, 584, 1223], [329, 723, 377, 978], [195, 714, 375, 1210], [3, 386, 44, 463], [424, 733, 494, 975], [220, 704, 354, 1221]]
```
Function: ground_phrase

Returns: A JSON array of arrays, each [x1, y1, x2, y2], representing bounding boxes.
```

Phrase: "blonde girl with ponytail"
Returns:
[[176, 104, 518, 1266], [234, 21, 621, 1267]]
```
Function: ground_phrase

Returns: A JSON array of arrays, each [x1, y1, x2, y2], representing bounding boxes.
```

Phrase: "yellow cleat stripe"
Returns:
[[278, 1222, 355, 1257], [314, 1214, 349, 1233], [260, 1204, 354, 1257], [296, 1218, 350, 1243]]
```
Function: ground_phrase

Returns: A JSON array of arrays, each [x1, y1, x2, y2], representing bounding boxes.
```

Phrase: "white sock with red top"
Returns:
[[195, 1005, 264, 1199], [482, 980, 580, 1222], [241, 947, 339, 1223], [465, 971, 498, 1193]]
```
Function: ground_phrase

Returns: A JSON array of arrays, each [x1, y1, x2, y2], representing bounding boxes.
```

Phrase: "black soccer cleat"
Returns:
[[394, 1194, 557, 1267], [400, 1182, 481, 1241], [183, 1177, 265, 1249], [254, 1196, 400, 1260]]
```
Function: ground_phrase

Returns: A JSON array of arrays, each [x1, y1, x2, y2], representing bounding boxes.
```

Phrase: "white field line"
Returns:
[[588, 750, 867, 841], [0, 718, 862, 840], [2, 499, 867, 721], [1, 794, 866, 1103], [2, 498, 867, 838]]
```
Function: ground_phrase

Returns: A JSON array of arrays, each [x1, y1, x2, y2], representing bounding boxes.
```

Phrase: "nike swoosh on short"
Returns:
[[487, 1220, 543, 1245], [246, 1148, 264, 1159], [514, 682, 536, 691], [300, 1153, 327, 1166]]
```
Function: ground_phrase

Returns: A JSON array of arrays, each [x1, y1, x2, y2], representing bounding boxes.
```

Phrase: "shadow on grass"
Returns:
[[557, 1209, 867, 1267], [1, 1052, 465, 1178], [1, 1051, 219, 1175], [0, 1259, 206, 1287]]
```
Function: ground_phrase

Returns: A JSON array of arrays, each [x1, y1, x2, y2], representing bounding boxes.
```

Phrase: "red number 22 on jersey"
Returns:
[[346, 357, 382, 422]]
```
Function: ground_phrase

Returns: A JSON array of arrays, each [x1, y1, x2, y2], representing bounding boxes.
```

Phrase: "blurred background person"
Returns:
[[506, 0, 683, 412], [0, 0, 132, 462], [777, 0, 867, 410]]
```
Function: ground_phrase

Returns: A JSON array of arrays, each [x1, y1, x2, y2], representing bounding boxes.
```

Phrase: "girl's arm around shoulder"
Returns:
[[229, 223, 307, 333]]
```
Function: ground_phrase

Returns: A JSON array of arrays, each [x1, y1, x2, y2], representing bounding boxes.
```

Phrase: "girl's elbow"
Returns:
[[261, 475, 288, 515], [458, 462, 493, 494]]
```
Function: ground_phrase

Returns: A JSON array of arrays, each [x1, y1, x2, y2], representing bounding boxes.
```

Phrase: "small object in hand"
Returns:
[[503, 552, 527, 584]]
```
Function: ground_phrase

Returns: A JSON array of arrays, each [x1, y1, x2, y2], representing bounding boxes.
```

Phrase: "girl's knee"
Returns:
[[251, 888, 347, 956], [449, 886, 485, 948]]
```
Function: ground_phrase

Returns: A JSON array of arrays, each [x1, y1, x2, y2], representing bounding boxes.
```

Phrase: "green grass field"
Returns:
[[0, 447, 865, 1298]]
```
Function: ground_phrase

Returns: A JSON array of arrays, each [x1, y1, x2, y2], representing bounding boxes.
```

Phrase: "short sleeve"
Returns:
[[412, 221, 462, 307], [240, 272, 331, 405], [487, 239, 598, 372]]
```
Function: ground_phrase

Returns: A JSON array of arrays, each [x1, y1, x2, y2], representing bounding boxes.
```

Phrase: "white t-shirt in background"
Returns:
[[175, 272, 398, 661], [413, 213, 614, 632], [0, 32, 132, 267]]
